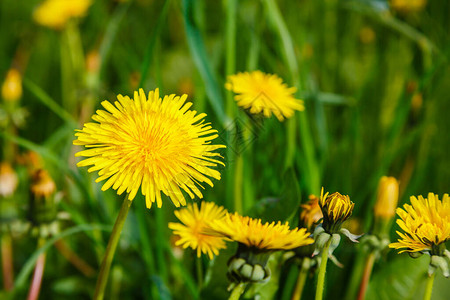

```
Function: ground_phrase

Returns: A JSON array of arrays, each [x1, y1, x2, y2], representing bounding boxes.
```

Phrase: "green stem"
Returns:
[[291, 259, 309, 300], [315, 240, 331, 300], [228, 283, 246, 300], [357, 253, 376, 300], [196, 256, 203, 290], [93, 197, 132, 300], [423, 272, 436, 300], [233, 153, 243, 213]]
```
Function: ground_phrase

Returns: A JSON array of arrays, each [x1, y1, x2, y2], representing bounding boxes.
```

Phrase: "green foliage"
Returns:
[[1, 0, 449, 299]]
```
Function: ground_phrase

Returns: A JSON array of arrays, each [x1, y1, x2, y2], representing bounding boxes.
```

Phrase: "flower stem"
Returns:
[[291, 259, 309, 300], [423, 272, 436, 300], [93, 197, 132, 300], [315, 240, 331, 300], [27, 238, 46, 300], [357, 253, 376, 300], [1, 234, 14, 290], [228, 283, 246, 300], [196, 256, 203, 290]]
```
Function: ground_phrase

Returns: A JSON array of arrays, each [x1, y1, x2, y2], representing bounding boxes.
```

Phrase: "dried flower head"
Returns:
[[299, 195, 323, 230], [31, 170, 56, 199], [225, 71, 304, 121], [74, 89, 225, 209]]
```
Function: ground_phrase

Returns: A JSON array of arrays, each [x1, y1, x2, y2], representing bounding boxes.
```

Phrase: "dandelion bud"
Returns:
[[319, 188, 354, 234], [31, 169, 56, 199], [299, 195, 323, 230], [1, 69, 22, 102], [374, 176, 399, 219]]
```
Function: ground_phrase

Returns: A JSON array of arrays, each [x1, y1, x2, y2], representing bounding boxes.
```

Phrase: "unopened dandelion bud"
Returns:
[[374, 176, 399, 220], [2, 69, 22, 102], [319, 188, 354, 234]]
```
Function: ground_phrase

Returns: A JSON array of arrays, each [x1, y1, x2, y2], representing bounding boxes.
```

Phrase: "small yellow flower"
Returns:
[[33, 0, 92, 30], [319, 188, 354, 233], [0, 162, 18, 197], [390, 0, 427, 13], [74, 89, 225, 209], [211, 213, 313, 251], [299, 195, 323, 230], [225, 71, 304, 121], [389, 193, 450, 254], [374, 176, 399, 219], [2, 69, 22, 102], [169, 201, 228, 259]]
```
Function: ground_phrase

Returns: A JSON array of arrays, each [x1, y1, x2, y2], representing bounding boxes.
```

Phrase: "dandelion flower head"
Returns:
[[169, 201, 228, 259], [319, 188, 354, 233], [225, 71, 304, 121], [389, 193, 450, 254], [74, 89, 225, 209], [211, 213, 313, 251]]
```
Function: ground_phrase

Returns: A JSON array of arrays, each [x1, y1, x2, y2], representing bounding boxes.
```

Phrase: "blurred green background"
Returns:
[[1, 0, 449, 299]]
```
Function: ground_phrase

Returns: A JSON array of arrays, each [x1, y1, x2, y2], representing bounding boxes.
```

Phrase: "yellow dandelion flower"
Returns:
[[319, 188, 354, 233], [225, 71, 304, 121], [169, 201, 228, 259], [74, 89, 225, 209], [211, 213, 313, 251], [2, 69, 22, 102], [299, 195, 323, 230], [374, 176, 399, 219], [33, 0, 92, 30], [389, 193, 450, 254]]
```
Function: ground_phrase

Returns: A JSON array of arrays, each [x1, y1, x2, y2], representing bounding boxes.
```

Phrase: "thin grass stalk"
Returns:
[[291, 259, 309, 300], [423, 272, 436, 300], [54, 239, 95, 277], [356, 252, 376, 300], [1, 234, 14, 290], [315, 240, 331, 300], [93, 197, 132, 300], [26, 238, 46, 300]]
